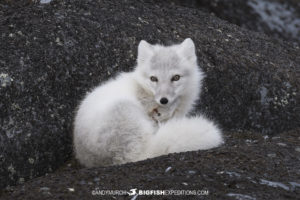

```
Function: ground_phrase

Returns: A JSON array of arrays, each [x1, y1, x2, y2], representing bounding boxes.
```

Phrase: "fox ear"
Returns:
[[179, 38, 197, 63], [137, 40, 153, 65]]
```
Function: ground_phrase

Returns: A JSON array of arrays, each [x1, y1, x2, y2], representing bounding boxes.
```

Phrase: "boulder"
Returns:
[[0, 0, 299, 190], [155, 0, 300, 44], [1, 129, 300, 199]]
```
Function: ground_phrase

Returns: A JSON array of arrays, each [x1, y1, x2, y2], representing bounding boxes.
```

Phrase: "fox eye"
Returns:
[[171, 75, 180, 81], [150, 76, 158, 82]]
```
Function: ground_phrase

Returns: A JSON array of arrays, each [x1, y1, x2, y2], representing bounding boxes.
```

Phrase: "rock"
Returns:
[[1, 129, 299, 199], [0, 0, 299, 190], [0, 0, 34, 8], [155, 0, 300, 44]]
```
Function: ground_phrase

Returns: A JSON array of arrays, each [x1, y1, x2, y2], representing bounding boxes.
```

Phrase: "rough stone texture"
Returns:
[[0, 0, 299, 192], [156, 0, 300, 44], [1, 129, 300, 199]]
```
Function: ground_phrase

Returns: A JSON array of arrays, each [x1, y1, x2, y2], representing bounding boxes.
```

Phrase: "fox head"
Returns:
[[134, 38, 202, 107]]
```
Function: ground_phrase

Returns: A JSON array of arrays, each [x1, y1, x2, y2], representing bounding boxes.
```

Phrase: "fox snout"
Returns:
[[160, 97, 169, 105], [155, 96, 171, 106], [156, 95, 177, 106], [154, 83, 176, 106]]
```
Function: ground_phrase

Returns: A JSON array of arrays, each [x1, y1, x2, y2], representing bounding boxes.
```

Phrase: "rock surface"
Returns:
[[156, 0, 300, 44], [1, 129, 300, 199], [0, 0, 299, 193]]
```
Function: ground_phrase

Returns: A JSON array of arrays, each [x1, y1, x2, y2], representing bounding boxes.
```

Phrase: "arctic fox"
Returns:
[[73, 38, 223, 167]]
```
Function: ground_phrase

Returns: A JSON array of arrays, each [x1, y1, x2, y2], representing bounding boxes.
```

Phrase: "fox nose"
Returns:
[[160, 97, 168, 105]]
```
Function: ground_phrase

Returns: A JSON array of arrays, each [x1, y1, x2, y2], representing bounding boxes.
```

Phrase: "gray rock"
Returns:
[[1, 130, 300, 200], [156, 0, 300, 44], [0, 0, 299, 190]]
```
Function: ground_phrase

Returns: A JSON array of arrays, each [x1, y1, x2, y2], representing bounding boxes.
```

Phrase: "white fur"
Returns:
[[73, 38, 223, 167], [142, 116, 223, 159]]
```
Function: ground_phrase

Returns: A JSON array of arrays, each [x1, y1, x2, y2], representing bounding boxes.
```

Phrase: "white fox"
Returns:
[[73, 38, 223, 167]]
